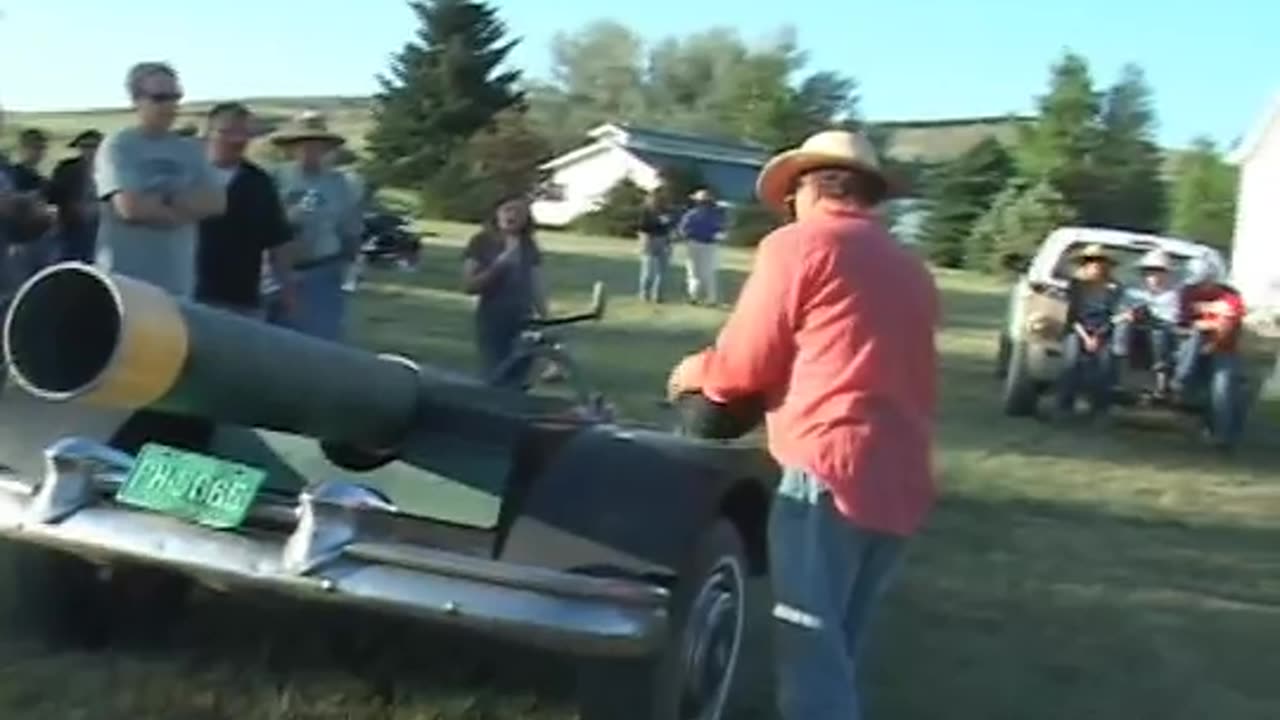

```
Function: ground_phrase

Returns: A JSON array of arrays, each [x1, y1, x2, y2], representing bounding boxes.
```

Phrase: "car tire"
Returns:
[[577, 519, 750, 720], [1002, 340, 1040, 417], [7, 544, 191, 649], [995, 332, 1012, 379]]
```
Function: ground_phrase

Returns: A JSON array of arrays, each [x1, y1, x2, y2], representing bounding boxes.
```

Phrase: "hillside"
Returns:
[[3, 95, 1030, 167]]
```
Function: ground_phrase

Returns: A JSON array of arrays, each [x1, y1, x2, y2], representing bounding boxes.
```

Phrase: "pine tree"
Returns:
[[1093, 64, 1166, 232], [918, 137, 1015, 268], [978, 179, 1078, 274], [1167, 137, 1238, 251], [365, 0, 524, 188], [1015, 51, 1102, 221]]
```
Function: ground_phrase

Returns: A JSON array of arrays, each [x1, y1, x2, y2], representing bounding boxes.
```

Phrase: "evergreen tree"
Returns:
[[1093, 64, 1166, 232], [918, 137, 1015, 268], [1167, 137, 1238, 251], [977, 179, 1078, 274], [1015, 51, 1102, 221], [365, 0, 524, 187]]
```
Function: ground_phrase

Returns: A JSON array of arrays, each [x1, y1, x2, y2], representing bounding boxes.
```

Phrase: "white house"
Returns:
[[1229, 92, 1280, 313], [531, 123, 771, 227]]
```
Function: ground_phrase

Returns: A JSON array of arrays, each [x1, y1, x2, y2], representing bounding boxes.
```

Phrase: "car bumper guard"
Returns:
[[0, 437, 669, 658]]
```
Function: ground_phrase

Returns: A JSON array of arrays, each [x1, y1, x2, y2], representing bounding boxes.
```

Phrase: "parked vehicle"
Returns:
[[0, 263, 775, 720], [360, 207, 421, 269], [995, 226, 1278, 445]]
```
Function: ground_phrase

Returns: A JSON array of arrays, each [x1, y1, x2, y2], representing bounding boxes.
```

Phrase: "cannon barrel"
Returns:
[[3, 263, 421, 450]]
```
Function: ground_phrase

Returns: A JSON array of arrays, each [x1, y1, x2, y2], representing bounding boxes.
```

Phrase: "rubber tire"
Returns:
[[995, 333, 1012, 380], [7, 543, 192, 649], [577, 520, 751, 720], [1002, 341, 1040, 417]]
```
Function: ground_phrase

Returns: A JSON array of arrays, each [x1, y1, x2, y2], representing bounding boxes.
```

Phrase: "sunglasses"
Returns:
[[140, 91, 183, 103]]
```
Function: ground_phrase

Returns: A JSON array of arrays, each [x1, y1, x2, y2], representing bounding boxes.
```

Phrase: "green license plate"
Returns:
[[115, 443, 266, 530]]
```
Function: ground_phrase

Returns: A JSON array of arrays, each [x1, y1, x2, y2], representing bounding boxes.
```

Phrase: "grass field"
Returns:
[[1, 226, 1279, 719]]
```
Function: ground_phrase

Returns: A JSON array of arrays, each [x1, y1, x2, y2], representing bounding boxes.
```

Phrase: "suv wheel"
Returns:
[[1002, 340, 1040, 417]]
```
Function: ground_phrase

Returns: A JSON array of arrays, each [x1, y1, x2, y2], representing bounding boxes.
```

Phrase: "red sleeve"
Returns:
[[693, 229, 808, 402]]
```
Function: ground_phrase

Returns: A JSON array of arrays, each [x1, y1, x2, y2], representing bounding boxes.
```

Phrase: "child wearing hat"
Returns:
[[1056, 243, 1124, 417], [1113, 249, 1182, 396]]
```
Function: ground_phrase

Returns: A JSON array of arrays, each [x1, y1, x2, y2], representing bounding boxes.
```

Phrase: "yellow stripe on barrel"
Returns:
[[3, 262, 190, 408]]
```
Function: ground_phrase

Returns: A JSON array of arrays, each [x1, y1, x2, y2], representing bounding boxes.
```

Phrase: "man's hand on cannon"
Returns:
[[666, 352, 707, 402]]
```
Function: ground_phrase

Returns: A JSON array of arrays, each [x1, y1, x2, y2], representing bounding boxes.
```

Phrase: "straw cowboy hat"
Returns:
[[1137, 248, 1173, 271], [271, 110, 346, 147], [1074, 243, 1115, 264], [755, 129, 890, 213]]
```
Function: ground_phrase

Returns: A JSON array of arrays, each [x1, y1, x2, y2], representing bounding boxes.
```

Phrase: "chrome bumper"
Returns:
[[0, 438, 669, 657]]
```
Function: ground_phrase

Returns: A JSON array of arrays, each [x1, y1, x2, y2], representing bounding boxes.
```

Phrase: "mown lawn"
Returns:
[[0, 225, 1278, 719]]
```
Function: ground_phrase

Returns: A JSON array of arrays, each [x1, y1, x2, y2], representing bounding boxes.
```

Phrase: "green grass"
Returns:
[[1, 227, 1279, 718]]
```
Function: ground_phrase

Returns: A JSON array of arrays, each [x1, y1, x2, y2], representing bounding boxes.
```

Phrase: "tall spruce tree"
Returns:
[[365, 0, 524, 188], [1167, 137, 1238, 251], [1015, 51, 1102, 221], [918, 137, 1015, 268], [1093, 64, 1166, 232]]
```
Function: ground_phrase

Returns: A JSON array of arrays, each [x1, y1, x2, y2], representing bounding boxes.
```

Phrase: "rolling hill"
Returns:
[[2, 95, 1031, 169]]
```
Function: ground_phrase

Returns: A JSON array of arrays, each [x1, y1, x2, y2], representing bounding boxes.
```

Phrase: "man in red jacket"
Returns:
[[1172, 255, 1247, 448], [668, 130, 940, 720]]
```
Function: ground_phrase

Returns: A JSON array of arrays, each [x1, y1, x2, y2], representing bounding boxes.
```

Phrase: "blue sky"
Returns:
[[0, 0, 1273, 150]]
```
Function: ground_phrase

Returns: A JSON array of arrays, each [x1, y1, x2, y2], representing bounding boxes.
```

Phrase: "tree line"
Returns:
[[920, 52, 1239, 271], [364, 1, 1239, 260]]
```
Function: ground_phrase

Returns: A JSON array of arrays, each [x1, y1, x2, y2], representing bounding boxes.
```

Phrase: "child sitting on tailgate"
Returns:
[[1056, 244, 1125, 418], [1112, 249, 1183, 397]]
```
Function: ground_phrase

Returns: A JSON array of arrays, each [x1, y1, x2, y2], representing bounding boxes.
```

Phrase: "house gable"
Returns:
[[1230, 91, 1280, 165]]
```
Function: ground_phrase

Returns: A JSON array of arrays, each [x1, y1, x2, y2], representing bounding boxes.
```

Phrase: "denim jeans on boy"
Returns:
[[638, 248, 669, 302], [1111, 318, 1175, 371], [1173, 330, 1245, 446], [283, 261, 347, 341], [1057, 332, 1115, 414], [769, 466, 904, 720]]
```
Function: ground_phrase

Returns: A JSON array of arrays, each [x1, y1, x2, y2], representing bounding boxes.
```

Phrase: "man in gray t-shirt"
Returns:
[[95, 62, 224, 297]]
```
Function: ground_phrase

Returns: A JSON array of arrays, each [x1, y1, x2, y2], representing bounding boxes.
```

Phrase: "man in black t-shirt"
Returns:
[[47, 129, 103, 263], [195, 102, 296, 317]]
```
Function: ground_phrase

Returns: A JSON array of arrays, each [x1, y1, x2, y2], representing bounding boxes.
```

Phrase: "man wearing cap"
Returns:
[[667, 130, 939, 720], [1113, 249, 1182, 396], [94, 61, 226, 298], [269, 111, 361, 341], [47, 129, 103, 263], [677, 187, 726, 305]]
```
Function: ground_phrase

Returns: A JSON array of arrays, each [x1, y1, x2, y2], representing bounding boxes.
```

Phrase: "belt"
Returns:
[[294, 253, 345, 271]]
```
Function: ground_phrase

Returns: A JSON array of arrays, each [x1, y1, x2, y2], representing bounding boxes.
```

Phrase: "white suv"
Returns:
[[995, 226, 1227, 416]]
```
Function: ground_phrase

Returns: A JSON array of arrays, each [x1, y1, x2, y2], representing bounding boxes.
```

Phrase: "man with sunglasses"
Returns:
[[94, 61, 225, 298]]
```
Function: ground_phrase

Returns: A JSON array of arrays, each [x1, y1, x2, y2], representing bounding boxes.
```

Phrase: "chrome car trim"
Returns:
[[0, 438, 669, 657]]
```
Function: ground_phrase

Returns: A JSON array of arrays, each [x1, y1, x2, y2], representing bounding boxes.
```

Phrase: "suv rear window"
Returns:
[[1051, 242, 1194, 287]]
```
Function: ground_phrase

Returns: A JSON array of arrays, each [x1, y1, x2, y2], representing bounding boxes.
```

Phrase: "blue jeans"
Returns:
[[769, 467, 905, 720], [282, 261, 347, 341], [1173, 331, 1245, 446], [639, 249, 669, 302], [1057, 332, 1115, 414], [476, 311, 532, 390], [1112, 318, 1175, 372]]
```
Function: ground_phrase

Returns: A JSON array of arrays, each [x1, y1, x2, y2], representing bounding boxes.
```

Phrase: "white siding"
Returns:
[[531, 147, 660, 227], [1232, 114, 1280, 313]]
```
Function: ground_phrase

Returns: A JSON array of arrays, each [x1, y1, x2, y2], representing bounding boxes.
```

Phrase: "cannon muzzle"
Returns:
[[3, 263, 421, 451]]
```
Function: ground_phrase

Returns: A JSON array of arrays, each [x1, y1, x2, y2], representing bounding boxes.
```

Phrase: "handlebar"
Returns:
[[525, 281, 607, 330]]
